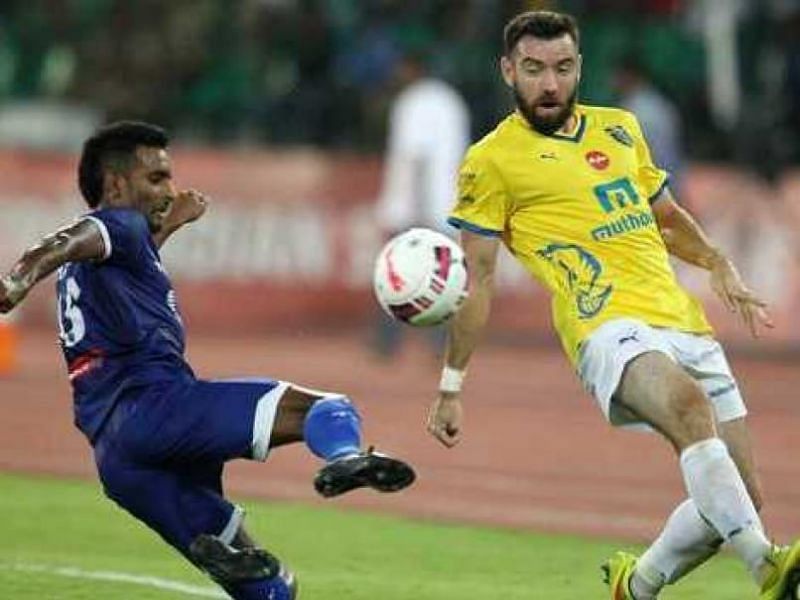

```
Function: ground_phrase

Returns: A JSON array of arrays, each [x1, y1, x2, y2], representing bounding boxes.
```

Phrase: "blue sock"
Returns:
[[303, 397, 362, 461], [226, 572, 296, 600]]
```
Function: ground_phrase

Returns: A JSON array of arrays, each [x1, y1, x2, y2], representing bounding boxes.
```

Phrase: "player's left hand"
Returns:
[[427, 393, 463, 448], [169, 189, 209, 228], [709, 255, 774, 337]]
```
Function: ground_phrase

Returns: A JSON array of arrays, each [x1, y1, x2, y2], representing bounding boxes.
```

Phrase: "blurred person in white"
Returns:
[[373, 47, 470, 359], [614, 58, 686, 197]]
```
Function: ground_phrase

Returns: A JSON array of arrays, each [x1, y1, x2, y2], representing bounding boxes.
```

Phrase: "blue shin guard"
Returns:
[[303, 397, 362, 461]]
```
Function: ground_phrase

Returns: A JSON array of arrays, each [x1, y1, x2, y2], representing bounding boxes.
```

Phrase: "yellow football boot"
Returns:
[[602, 551, 638, 600], [761, 541, 800, 600]]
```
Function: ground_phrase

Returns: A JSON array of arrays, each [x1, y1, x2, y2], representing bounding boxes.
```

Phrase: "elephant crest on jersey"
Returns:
[[536, 243, 613, 319]]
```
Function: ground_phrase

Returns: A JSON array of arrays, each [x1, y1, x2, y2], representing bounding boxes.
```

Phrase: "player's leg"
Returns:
[[582, 320, 711, 598], [721, 419, 800, 600], [634, 333, 800, 599], [630, 426, 757, 596], [94, 439, 296, 600], [581, 320, 772, 598], [269, 385, 359, 457], [272, 384, 416, 497], [627, 350, 765, 597], [719, 417, 763, 515], [189, 525, 297, 600], [130, 378, 415, 498], [176, 460, 298, 598], [615, 352, 774, 590], [626, 499, 722, 597], [602, 351, 728, 599], [150, 377, 415, 497], [677, 332, 765, 517]]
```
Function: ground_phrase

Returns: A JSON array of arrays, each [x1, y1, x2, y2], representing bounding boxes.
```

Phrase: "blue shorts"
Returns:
[[93, 377, 284, 555]]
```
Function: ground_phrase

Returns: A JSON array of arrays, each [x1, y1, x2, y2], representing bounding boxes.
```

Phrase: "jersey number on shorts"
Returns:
[[58, 276, 86, 347]]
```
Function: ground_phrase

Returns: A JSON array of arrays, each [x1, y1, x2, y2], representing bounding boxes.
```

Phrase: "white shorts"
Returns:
[[576, 318, 747, 428]]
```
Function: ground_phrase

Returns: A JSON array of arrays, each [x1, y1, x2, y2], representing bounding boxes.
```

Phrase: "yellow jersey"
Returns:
[[449, 104, 712, 365]]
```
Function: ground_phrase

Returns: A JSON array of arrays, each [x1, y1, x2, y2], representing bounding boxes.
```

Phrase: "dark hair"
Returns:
[[78, 121, 169, 208], [503, 11, 580, 56]]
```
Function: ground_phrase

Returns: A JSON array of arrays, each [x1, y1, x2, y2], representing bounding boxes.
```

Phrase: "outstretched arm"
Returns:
[[427, 231, 500, 447], [0, 219, 106, 313], [152, 189, 208, 248], [652, 188, 773, 336]]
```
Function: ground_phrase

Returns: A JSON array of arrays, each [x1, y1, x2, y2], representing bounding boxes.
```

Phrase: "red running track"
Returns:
[[1, 329, 798, 543]]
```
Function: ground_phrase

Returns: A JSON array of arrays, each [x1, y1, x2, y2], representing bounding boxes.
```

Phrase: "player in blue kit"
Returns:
[[0, 121, 416, 600]]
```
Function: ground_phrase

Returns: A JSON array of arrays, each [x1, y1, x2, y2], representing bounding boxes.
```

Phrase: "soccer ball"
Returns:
[[373, 228, 469, 327]]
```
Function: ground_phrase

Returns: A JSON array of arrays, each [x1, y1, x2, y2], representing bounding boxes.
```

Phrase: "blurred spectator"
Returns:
[[613, 57, 686, 195], [375, 50, 470, 236], [731, 1, 791, 185], [786, 6, 800, 151], [372, 47, 470, 359], [0, 0, 791, 159]]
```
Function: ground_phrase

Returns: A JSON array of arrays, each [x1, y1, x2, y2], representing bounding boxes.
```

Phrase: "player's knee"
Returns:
[[303, 396, 362, 460], [271, 387, 318, 443], [666, 380, 715, 448], [279, 387, 317, 415], [188, 534, 297, 599], [669, 385, 711, 424]]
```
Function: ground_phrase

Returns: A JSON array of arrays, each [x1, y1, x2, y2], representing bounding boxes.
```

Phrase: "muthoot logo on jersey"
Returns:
[[593, 177, 639, 213], [590, 177, 655, 241], [591, 210, 655, 241]]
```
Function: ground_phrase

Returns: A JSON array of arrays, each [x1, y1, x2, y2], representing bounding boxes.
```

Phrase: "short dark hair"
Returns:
[[78, 121, 169, 208], [503, 11, 580, 56]]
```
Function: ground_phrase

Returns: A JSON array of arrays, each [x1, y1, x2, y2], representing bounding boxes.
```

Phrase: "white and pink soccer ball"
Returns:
[[373, 228, 469, 327]]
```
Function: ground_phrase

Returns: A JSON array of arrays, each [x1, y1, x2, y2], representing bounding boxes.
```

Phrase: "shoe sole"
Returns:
[[783, 569, 800, 600], [771, 543, 800, 600], [315, 455, 416, 498], [189, 535, 281, 581]]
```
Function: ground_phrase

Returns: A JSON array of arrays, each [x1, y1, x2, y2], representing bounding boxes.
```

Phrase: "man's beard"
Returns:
[[514, 86, 578, 136]]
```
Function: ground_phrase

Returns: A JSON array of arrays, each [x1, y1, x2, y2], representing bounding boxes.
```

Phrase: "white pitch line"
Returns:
[[0, 563, 230, 598]]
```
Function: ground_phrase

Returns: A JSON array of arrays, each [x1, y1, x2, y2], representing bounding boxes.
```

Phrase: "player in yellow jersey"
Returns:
[[426, 10, 800, 600]]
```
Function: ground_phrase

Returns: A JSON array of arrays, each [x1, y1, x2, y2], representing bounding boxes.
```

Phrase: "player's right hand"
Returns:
[[168, 189, 209, 230], [427, 393, 463, 448]]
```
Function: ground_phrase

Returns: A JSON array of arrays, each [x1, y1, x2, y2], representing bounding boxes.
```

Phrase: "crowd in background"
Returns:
[[0, 0, 798, 364], [0, 0, 797, 173]]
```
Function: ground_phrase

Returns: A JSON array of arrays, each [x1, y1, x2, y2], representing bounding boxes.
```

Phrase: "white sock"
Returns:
[[630, 561, 664, 599], [680, 438, 770, 582], [636, 498, 722, 594]]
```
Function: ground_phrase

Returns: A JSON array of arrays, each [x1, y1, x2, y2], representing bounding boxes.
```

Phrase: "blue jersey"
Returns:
[[56, 207, 193, 442]]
